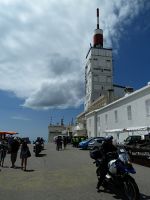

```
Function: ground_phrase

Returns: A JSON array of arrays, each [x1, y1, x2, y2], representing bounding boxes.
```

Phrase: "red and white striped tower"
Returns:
[[93, 8, 103, 48]]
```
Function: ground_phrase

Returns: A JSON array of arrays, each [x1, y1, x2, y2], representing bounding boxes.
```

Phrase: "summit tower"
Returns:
[[84, 8, 113, 111]]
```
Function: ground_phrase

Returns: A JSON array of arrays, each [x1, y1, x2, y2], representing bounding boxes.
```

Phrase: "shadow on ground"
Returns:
[[140, 193, 150, 200], [101, 184, 150, 200], [97, 181, 141, 200], [37, 153, 47, 157], [24, 169, 35, 172]]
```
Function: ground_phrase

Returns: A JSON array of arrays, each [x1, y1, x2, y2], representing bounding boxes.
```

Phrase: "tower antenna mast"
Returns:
[[97, 8, 99, 29]]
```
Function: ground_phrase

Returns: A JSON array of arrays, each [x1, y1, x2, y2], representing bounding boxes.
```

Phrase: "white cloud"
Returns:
[[0, 0, 147, 109], [11, 116, 31, 121]]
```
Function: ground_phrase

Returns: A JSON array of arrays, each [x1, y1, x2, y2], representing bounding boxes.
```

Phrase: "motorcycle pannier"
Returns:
[[90, 149, 102, 159]]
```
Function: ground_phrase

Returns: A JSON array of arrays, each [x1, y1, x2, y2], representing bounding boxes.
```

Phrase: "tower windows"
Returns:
[[104, 69, 111, 71]]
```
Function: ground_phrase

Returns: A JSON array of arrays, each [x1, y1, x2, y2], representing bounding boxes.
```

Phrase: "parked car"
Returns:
[[124, 135, 142, 145], [88, 137, 105, 150], [78, 138, 95, 150]]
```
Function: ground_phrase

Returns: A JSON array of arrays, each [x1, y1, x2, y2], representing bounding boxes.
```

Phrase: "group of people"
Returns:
[[0, 137, 31, 171], [55, 136, 68, 151]]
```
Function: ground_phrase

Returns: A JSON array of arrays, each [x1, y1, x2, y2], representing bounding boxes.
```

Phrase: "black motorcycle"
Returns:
[[33, 141, 42, 157], [90, 147, 140, 200]]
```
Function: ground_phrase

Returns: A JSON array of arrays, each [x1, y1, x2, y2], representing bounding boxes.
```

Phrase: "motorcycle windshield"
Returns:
[[119, 153, 130, 164]]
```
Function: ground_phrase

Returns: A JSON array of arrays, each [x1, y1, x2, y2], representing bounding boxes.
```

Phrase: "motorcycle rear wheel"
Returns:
[[123, 175, 140, 200]]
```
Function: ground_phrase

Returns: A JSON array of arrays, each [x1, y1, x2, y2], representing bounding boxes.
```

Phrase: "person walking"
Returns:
[[20, 141, 31, 171], [56, 136, 62, 151], [63, 136, 67, 150], [0, 140, 8, 167], [10, 137, 20, 168]]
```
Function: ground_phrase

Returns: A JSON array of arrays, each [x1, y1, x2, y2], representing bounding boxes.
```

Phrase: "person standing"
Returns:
[[75, 137, 79, 147], [10, 138, 20, 168], [20, 141, 31, 171], [7, 136, 14, 153]]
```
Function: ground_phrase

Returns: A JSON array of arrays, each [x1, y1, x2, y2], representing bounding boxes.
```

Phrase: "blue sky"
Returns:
[[0, 0, 150, 141], [114, 9, 150, 89]]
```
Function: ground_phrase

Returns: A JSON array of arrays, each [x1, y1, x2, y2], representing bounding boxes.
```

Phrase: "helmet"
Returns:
[[105, 135, 113, 141]]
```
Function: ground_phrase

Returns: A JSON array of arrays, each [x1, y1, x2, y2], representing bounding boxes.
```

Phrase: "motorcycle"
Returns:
[[33, 141, 42, 157], [90, 147, 140, 200]]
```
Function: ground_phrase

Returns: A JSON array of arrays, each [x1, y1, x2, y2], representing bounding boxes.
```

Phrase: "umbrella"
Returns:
[[0, 131, 18, 135]]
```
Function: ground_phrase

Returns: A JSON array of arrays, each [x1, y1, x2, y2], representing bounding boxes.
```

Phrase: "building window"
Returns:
[[94, 68, 100, 70], [89, 131, 91, 137], [104, 68, 111, 71], [114, 110, 118, 123], [145, 99, 150, 116], [89, 119, 91, 127], [105, 114, 108, 124], [98, 117, 100, 127], [127, 105, 132, 120]]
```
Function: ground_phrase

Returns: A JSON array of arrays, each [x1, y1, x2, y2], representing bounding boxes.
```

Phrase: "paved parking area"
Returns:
[[0, 143, 149, 200]]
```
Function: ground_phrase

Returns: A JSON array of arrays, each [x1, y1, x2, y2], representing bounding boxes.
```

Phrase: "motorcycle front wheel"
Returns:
[[123, 175, 140, 200]]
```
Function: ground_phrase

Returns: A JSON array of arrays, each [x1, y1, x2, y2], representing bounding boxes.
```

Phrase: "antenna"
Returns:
[[61, 117, 64, 126], [71, 117, 74, 125], [93, 8, 103, 48], [97, 8, 99, 29], [50, 116, 52, 125]]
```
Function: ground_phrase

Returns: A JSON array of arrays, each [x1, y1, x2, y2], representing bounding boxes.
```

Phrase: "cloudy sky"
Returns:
[[0, 0, 150, 140]]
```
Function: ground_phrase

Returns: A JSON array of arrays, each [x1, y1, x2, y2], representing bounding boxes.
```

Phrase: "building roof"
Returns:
[[86, 83, 150, 116], [113, 84, 126, 89]]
